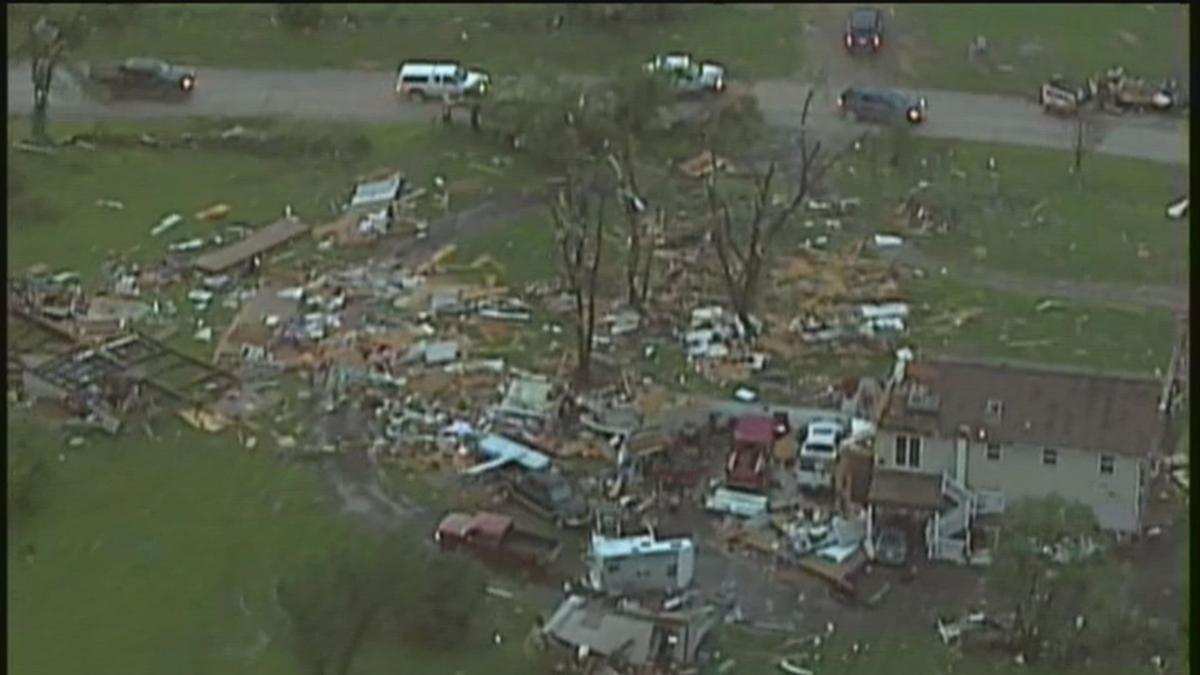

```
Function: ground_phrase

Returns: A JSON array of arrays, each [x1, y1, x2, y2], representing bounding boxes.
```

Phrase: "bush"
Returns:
[[275, 4, 323, 32], [91, 4, 140, 32]]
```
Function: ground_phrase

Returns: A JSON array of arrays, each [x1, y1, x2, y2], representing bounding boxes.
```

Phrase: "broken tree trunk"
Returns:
[[606, 140, 659, 312], [551, 170, 607, 388]]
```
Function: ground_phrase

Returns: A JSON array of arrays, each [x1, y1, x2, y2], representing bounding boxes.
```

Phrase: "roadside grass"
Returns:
[[6, 411, 551, 675], [8, 4, 802, 79], [6, 116, 539, 282], [718, 625, 1163, 675], [905, 275, 1175, 376], [896, 3, 1185, 96], [834, 136, 1186, 287]]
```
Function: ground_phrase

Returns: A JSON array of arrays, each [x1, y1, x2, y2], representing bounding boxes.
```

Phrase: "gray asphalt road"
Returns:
[[7, 64, 1188, 165]]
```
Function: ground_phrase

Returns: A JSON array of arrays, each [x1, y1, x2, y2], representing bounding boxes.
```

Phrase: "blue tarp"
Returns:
[[463, 434, 551, 474]]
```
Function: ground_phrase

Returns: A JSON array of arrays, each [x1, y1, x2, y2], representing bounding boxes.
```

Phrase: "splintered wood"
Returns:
[[678, 151, 731, 178], [768, 243, 899, 315]]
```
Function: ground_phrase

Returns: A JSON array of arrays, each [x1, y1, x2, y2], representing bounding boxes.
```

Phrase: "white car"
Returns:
[[796, 420, 846, 491], [643, 53, 726, 95], [394, 61, 491, 101]]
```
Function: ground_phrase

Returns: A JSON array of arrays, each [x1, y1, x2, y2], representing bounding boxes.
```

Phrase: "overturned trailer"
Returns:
[[587, 533, 696, 597]]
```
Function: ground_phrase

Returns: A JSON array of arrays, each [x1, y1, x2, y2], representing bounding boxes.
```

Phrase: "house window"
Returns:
[[985, 398, 1004, 422], [1099, 455, 1115, 476], [894, 435, 922, 468], [1042, 448, 1058, 467], [986, 443, 1002, 461]]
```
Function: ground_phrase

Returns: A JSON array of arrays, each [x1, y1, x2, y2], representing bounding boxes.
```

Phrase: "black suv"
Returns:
[[844, 7, 884, 53], [506, 470, 589, 528], [87, 58, 196, 102], [837, 86, 927, 125]]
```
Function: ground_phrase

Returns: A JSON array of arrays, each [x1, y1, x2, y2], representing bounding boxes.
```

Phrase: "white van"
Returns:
[[394, 61, 491, 101]]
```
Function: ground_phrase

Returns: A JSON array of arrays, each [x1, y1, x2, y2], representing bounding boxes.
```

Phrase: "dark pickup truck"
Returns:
[[87, 57, 196, 102], [504, 471, 590, 529], [434, 511, 561, 574]]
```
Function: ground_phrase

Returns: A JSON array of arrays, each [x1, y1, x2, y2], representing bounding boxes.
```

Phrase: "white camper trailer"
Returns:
[[587, 533, 696, 596]]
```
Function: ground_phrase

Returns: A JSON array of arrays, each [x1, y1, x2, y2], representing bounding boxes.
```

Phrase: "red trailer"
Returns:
[[726, 416, 775, 493]]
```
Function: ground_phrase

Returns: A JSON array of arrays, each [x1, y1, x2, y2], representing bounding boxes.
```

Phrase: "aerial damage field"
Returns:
[[7, 5, 1189, 675]]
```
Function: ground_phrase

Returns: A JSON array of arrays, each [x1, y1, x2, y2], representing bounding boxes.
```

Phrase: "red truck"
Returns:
[[725, 415, 776, 493], [434, 511, 561, 574]]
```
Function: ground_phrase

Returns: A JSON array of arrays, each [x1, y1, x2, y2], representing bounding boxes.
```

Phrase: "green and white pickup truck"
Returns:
[[643, 52, 726, 96]]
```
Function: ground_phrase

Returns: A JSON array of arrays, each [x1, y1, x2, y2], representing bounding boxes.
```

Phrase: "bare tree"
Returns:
[[605, 137, 663, 311], [551, 169, 608, 387], [19, 8, 87, 142], [702, 89, 829, 335]]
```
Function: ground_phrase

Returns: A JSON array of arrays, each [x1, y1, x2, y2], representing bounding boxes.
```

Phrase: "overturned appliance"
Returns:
[[587, 533, 696, 597]]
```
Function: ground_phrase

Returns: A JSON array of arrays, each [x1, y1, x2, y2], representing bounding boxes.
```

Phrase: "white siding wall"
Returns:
[[872, 429, 956, 476], [964, 440, 1142, 533]]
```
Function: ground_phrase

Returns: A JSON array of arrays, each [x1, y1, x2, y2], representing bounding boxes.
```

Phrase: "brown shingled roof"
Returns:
[[881, 357, 1166, 458], [867, 469, 944, 509]]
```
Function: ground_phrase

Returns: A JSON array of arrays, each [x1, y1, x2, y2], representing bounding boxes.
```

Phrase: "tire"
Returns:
[[408, 89, 426, 103]]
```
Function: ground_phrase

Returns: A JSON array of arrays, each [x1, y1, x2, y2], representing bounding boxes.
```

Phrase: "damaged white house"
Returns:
[[868, 354, 1171, 564]]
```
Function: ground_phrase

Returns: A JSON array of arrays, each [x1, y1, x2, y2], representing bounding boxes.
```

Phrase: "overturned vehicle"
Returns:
[[1038, 75, 1095, 116], [1095, 66, 1182, 113]]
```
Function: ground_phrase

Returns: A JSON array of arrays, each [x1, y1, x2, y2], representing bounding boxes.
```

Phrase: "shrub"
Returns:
[[275, 4, 323, 32]]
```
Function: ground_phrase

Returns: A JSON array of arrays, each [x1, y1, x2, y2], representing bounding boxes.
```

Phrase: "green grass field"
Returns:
[[6, 413, 547, 675], [906, 275, 1175, 375], [7, 4, 803, 79], [6, 116, 540, 279], [897, 3, 1187, 95], [835, 137, 1187, 287]]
